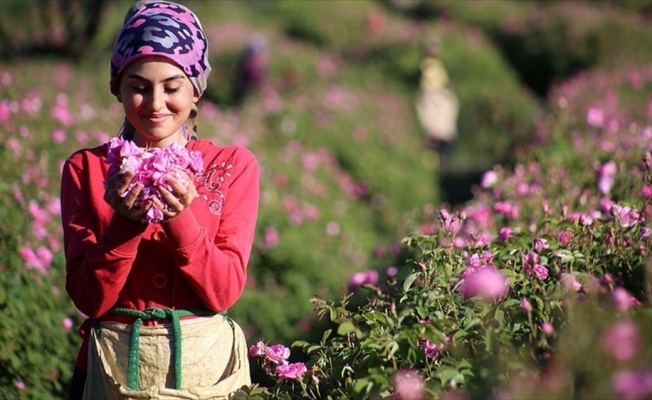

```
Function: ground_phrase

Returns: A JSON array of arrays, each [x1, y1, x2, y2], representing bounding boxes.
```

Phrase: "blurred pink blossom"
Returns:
[[586, 107, 605, 128], [51, 128, 67, 144], [0, 100, 11, 123], [50, 93, 73, 126], [349, 269, 379, 291], [612, 287, 641, 311], [481, 170, 498, 188], [600, 320, 642, 362], [326, 221, 340, 236], [611, 369, 652, 400], [62, 318, 74, 332], [598, 160, 617, 195], [521, 298, 533, 313], [460, 266, 508, 301], [560, 272, 582, 292], [391, 368, 426, 400], [263, 227, 279, 248], [541, 322, 554, 336], [15, 380, 25, 390]]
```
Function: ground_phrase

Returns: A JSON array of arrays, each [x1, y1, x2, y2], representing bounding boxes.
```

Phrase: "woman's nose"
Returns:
[[149, 87, 164, 110]]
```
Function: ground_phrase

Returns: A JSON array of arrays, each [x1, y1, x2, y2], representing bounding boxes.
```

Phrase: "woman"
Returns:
[[60, 1, 259, 398]]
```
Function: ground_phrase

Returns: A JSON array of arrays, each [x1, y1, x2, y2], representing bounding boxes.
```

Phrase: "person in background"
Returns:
[[233, 35, 269, 106], [415, 36, 460, 160], [60, 1, 259, 398]]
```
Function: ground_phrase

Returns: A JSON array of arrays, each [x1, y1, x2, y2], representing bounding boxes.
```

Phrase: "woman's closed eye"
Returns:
[[130, 85, 148, 94], [129, 86, 180, 94]]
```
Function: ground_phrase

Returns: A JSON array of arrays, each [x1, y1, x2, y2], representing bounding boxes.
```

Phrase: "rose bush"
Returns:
[[237, 63, 652, 399]]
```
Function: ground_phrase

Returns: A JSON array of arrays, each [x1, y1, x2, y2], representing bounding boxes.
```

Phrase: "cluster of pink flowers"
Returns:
[[249, 341, 308, 382], [104, 137, 204, 223]]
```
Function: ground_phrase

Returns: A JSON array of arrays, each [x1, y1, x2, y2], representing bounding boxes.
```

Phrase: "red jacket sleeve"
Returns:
[[61, 150, 147, 318], [161, 147, 260, 312]]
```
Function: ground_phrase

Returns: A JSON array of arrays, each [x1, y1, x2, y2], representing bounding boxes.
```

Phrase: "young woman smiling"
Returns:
[[60, 2, 259, 399]]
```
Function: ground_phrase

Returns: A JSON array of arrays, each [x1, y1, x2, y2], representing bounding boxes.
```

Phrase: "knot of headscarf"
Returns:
[[110, 0, 211, 139]]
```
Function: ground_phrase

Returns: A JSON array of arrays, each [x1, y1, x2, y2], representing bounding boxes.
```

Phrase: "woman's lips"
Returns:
[[145, 114, 170, 123]]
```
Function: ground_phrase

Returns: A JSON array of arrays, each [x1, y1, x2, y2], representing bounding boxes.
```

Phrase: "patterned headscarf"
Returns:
[[110, 0, 211, 139]]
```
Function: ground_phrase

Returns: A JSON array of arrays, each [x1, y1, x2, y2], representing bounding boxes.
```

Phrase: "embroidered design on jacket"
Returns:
[[195, 161, 232, 215]]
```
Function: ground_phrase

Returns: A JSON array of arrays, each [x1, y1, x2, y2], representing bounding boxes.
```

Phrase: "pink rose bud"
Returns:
[[541, 322, 554, 336]]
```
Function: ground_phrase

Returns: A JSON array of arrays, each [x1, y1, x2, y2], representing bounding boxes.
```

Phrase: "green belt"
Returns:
[[103, 307, 222, 391]]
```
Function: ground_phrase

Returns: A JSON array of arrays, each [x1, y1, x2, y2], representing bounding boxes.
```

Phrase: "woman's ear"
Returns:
[[116, 91, 123, 103]]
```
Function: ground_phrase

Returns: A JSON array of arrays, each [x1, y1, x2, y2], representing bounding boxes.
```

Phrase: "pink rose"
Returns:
[[249, 341, 266, 358], [265, 344, 290, 364], [276, 362, 307, 381]]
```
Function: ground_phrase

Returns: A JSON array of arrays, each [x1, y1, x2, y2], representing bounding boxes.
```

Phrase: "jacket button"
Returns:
[[151, 230, 166, 242], [152, 274, 168, 289]]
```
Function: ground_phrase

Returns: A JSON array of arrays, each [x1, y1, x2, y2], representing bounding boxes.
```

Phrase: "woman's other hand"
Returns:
[[152, 170, 198, 220]]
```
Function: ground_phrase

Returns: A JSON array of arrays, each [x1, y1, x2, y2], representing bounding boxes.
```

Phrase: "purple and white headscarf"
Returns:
[[110, 0, 211, 98]]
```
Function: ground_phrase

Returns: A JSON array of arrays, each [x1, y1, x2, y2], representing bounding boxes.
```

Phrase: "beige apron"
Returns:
[[84, 313, 251, 399]]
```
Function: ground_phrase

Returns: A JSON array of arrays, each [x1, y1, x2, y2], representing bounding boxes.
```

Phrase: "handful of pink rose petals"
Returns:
[[104, 137, 204, 224]]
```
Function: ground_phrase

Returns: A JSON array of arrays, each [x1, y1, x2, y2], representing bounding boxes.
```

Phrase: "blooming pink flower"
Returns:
[[265, 344, 290, 364], [610, 204, 642, 228], [533, 238, 549, 252], [600, 320, 642, 362], [498, 227, 513, 241], [249, 341, 266, 358], [419, 333, 448, 359], [276, 362, 307, 381], [532, 264, 549, 280], [558, 230, 572, 246], [391, 368, 426, 400]]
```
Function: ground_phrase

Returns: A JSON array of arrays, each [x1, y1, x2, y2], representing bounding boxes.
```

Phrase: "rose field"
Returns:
[[1, 0, 652, 399]]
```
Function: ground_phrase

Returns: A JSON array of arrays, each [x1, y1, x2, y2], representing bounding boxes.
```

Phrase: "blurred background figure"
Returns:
[[233, 35, 269, 106], [415, 36, 459, 158]]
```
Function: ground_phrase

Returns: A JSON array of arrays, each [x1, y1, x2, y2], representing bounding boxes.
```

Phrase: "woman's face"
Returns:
[[118, 56, 199, 148]]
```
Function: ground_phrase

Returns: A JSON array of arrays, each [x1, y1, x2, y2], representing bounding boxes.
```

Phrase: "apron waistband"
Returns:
[[97, 307, 224, 391]]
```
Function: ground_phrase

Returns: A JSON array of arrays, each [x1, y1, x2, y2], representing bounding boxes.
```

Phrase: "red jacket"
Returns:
[[60, 139, 259, 370]]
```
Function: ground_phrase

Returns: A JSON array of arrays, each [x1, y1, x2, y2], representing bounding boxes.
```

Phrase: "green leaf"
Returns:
[[337, 321, 356, 335], [403, 272, 420, 292]]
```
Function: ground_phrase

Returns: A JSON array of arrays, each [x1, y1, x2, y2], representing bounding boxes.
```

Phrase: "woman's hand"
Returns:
[[152, 170, 199, 221], [104, 171, 152, 222]]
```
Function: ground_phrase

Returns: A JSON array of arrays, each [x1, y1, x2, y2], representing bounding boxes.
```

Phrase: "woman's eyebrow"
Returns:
[[126, 73, 186, 82]]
